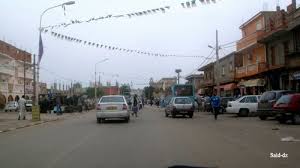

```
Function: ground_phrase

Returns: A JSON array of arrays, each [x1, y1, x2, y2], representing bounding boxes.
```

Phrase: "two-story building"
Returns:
[[185, 74, 204, 94], [214, 52, 238, 97], [198, 63, 214, 96], [235, 11, 275, 95], [259, 1, 300, 92], [0, 40, 33, 108]]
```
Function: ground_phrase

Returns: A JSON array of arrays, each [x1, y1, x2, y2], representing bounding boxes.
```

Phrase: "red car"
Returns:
[[273, 94, 300, 124]]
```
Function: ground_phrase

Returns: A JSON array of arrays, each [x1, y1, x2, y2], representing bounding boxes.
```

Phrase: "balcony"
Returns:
[[18, 71, 34, 79], [237, 30, 265, 51], [0, 66, 14, 76], [235, 62, 268, 79], [203, 78, 214, 86]]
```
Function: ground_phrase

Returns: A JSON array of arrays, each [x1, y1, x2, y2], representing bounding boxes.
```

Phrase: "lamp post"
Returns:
[[35, 1, 75, 106], [94, 58, 109, 101]]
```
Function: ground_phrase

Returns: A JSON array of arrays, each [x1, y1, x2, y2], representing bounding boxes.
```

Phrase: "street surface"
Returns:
[[0, 106, 299, 168]]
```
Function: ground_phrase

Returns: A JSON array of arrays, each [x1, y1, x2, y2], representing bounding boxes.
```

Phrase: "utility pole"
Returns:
[[23, 54, 26, 98], [33, 54, 36, 105], [216, 30, 220, 96]]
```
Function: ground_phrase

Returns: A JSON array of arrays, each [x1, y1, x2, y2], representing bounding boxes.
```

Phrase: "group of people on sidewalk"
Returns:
[[195, 92, 221, 120]]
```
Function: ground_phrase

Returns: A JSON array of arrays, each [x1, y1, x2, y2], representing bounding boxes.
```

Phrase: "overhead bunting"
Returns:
[[42, 30, 211, 59], [41, 0, 219, 30]]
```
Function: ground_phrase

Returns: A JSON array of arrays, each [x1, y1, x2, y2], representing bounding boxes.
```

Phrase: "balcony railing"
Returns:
[[0, 66, 14, 76], [237, 30, 265, 51], [235, 62, 268, 78], [18, 71, 34, 79]]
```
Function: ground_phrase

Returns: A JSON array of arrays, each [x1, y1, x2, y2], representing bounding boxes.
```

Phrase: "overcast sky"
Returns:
[[0, 0, 297, 88]]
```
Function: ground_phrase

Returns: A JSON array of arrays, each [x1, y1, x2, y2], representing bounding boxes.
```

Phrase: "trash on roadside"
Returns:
[[272, 128, 280, 130], [281, 136, 300, 142]]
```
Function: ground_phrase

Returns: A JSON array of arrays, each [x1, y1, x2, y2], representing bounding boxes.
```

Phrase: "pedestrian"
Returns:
[[132, 94, 138, 117], [211, 92, 221, 120], [56, 96, 62, 115], [18, 95, 26, 120]]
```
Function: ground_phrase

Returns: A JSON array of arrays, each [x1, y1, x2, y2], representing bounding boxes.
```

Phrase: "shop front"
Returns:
[[214, 83, 238, 97], [238, 79, 266, 95]]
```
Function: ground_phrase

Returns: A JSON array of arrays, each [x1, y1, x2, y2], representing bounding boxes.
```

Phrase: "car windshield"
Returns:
[[276, 95, 292, 104], [260, 92, 276, 101], [100, 97, 124, 103]]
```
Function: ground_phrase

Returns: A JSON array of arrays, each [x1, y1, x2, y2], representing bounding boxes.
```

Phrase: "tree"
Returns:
[[120, 84, 131, 96], [144, 86, 154, 99], [85, 87, 104, 98]]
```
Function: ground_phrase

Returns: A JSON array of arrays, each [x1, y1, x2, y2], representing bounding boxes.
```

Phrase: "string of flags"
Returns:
[[42, 30, 210, 59], [42, 0, 219, 30]]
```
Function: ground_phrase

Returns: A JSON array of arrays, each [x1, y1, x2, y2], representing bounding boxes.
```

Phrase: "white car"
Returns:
[[4, 101, 19, 112], [96, 95, 130, 123], [226, 95, 261, 117]]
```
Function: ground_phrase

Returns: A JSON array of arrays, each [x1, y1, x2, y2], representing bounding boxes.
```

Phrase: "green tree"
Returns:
[[85, 87, 104, 98], [144, 86, 154, 99], [120, 84, 131, 96]]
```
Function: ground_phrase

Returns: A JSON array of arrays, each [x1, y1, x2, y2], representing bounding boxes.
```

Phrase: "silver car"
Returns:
[[4, 101, 19, 112], [96, 95, 130, 123], [165, 97, 195, 118]]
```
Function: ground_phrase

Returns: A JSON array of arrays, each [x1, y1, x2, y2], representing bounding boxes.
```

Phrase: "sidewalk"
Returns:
[[0, 110, 92, 133]]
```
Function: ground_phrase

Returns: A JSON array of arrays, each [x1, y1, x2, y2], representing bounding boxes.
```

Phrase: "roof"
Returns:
[[185, 74, 204, 80], [239, 11, 275, 29], [219, 52, 235, 62], [198, 62, 214, 71]]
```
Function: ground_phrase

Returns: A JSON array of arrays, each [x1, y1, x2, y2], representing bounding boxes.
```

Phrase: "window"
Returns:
[[239, 97, 246, 103], [270, 46, 276, 65], [222, 66, 225, 76], [229, 62, 233, 72], [100, 96, 124, 103], [256, 20, 262, 30], [246, 96, 257, 103], [283, 41, 289, 55]]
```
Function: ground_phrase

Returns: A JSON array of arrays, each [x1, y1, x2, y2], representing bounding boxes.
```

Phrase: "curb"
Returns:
[[0, 111, 90, 134]]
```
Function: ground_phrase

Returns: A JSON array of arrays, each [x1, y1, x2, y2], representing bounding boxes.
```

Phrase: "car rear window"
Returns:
[[260, 92, 276, 101], [276, 95, 292, 104], [175, 98, 192, 104], [100, 97, 124, 103]]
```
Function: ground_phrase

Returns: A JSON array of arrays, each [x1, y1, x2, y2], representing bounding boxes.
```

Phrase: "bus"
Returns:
[[171, 84, 195, 99]]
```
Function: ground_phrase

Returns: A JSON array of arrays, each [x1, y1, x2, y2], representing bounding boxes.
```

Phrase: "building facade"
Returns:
[[185, 74, 204, 94], [215, 52, 238, 97], [235, 11, 275, 95], [198, 63, 214, 96], [0, 40, 33, 108], [259, 1, 300, 92]]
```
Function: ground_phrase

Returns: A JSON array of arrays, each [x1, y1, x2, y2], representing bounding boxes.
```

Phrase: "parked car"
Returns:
[[273, 94, 300, 124], [165, 97, 194, 118], [4, 101, 19, 112], [220, 97, 235, 113], [257, 90, 295, 120], [25, 100, 32, 112], [226, 95, 261, 117], [96, 95, 130, 123]]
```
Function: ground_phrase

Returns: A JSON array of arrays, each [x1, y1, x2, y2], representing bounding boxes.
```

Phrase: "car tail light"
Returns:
[[122, 104, 128, 110], [96, 104, 101, 110]]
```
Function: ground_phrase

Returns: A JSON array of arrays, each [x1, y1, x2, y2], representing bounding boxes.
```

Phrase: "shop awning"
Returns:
[[238, 79, 265, 87], [214, 83, 237, 91]]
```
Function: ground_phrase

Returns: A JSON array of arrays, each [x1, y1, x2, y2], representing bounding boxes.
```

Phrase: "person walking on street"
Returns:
[[56, 96, 62, 115], [18, 95, 26, 120], [132, 94, 138, 117], [211, 92, 221, 120]]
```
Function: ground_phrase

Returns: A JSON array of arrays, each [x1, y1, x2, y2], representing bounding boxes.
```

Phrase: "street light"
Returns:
[[34, 1, 76, 106], [94, 58, 109, 101]]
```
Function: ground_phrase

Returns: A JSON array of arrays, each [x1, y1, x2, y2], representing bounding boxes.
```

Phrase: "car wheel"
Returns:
[[189, 113, 194, 118], [259, 115, 267, 120], [292, 114, 300, 125], [278, 115, 287, 124], [171, 111, 176, 118], [97, 118, 102, 123], [125, 117, 130, 123], [238, 109, 249, 117], [165, 112, 169, 117]]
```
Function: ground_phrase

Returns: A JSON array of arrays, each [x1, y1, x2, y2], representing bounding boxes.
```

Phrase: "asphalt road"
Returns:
[[0, 106, 299, 168]]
